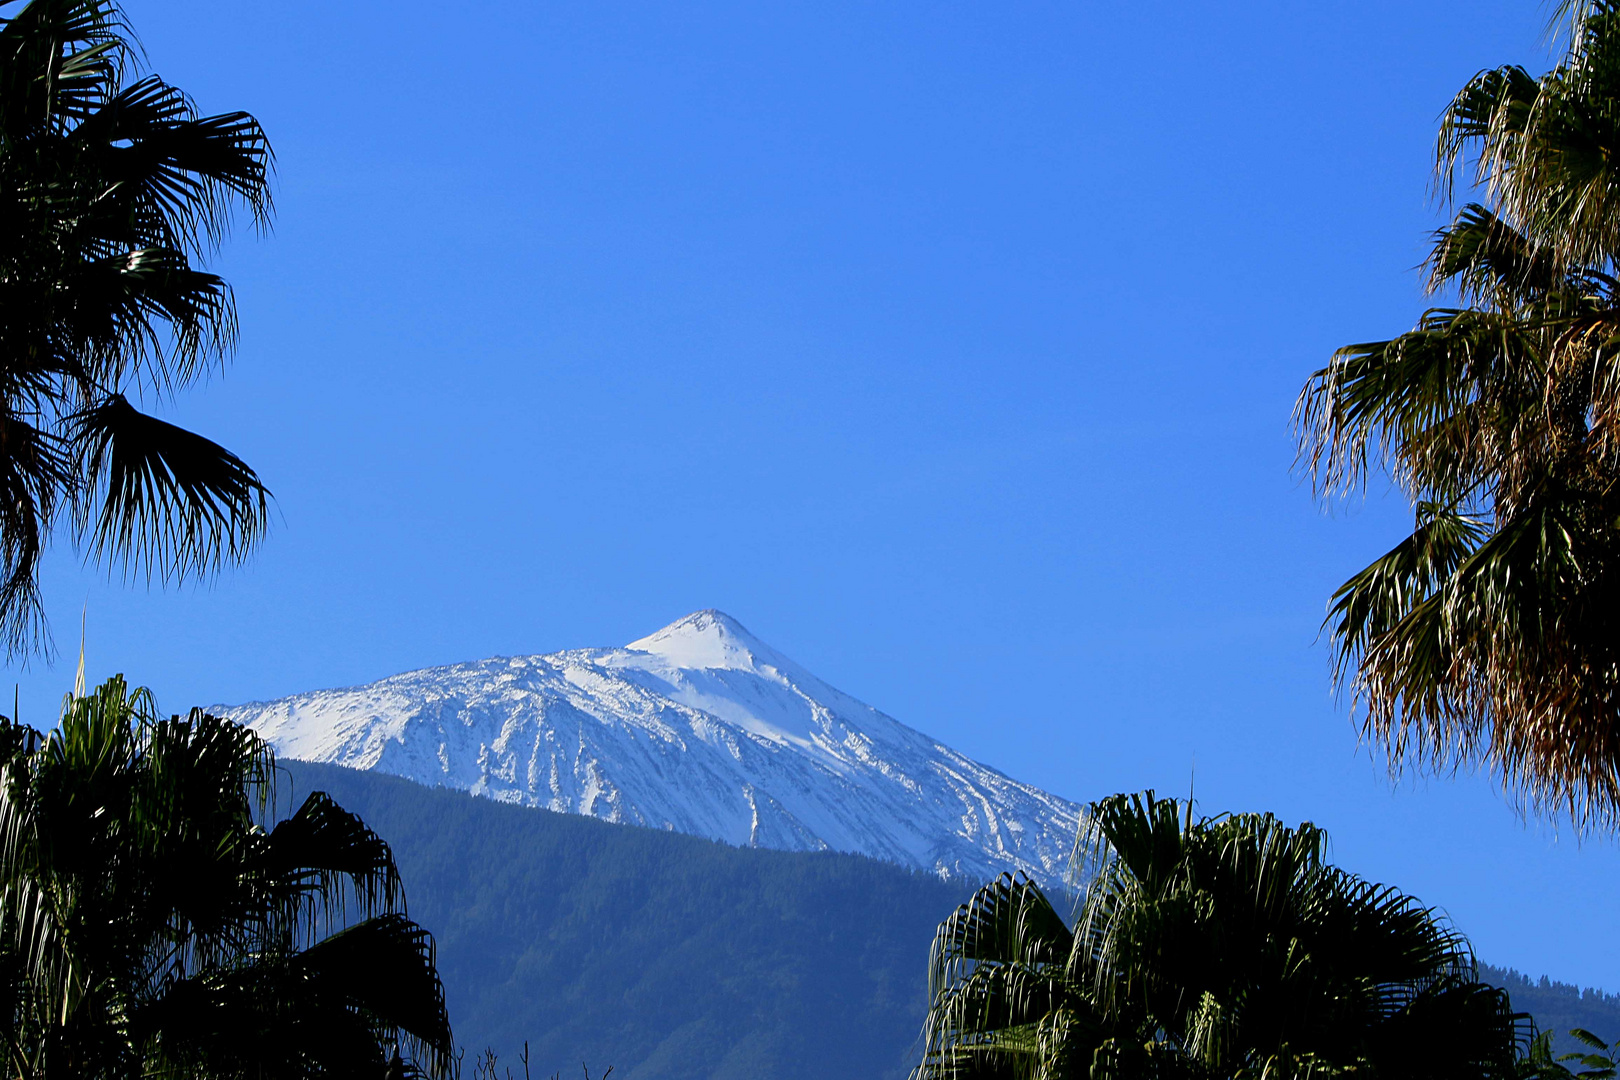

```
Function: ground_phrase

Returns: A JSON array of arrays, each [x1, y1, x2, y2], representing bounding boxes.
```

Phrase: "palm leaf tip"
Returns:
[[69, 392, 270, 583]]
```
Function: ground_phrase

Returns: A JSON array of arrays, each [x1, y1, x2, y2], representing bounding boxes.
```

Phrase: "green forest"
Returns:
[[1477, 968, 1620, 1056], [288, 761, 1620, 1079], [282, 761, 970, 1080]]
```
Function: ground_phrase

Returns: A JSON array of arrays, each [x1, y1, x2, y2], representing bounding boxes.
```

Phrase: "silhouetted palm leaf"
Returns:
[[0, 0, 272, 654]]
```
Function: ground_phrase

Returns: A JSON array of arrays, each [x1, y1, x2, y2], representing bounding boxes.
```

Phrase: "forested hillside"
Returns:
[[1479, 966, 1620, 1055], [282, 762, 972, 1080], [283, 762, 1615, 1079]]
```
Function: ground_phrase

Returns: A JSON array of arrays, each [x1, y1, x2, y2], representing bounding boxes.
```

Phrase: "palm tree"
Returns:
[[0, 0, 273, 654], [0, 677, 454, 1080], [1518, 1027, 1620, 1080], [1295, 1, 1620, 828], [915, 791, 1524, 1080]]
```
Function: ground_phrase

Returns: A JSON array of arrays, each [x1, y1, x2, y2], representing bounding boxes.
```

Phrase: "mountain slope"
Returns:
[[281, 760, 972, 1080], [279, 765, 1612, 1080], [224, 611, 1084, 890]]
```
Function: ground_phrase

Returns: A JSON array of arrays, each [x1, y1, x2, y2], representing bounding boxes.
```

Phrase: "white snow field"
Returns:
[[221, 610, 1086, 890]]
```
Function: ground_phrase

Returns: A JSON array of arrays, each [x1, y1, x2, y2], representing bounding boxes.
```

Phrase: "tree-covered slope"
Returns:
[[281, 761, 971, 1080], [280, 762, 1617, 1078], [1479, 965, 1620, 1055]]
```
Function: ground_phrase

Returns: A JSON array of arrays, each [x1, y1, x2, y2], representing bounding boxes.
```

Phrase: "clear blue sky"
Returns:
[[18, 0, 1614, 986]]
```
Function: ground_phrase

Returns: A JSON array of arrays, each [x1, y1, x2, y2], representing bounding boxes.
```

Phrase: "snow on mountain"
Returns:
[[220, 610, 1086, 890]]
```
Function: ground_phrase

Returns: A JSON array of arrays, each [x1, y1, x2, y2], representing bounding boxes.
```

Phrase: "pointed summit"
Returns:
[[221, 611, 1088, 890], [626, 610, 777, 672]]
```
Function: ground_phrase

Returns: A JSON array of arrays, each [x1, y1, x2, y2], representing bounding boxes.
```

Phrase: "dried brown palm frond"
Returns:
[[1298, 2, 1620, 829]]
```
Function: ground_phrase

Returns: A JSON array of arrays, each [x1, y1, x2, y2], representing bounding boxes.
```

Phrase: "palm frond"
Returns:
[[0, 0, 273, 653], [260, 791, 403, 934], [1426, 204, 1561, 303], [1, 675, 455, 1080], [69, 392, 270, 584], [291, 914, 454, 1078], [917, 791, 1524, 1078]]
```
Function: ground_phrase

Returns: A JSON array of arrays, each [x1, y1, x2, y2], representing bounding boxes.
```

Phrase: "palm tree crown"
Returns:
[[1296, 1, 1620, 828], [915, 792, 1523, 1080], [0, 677, 454, 1080], [0, 0, 272, 653]]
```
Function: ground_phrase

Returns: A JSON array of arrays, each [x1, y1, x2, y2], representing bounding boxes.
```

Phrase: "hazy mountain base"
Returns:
[[1479, 965, 1620, 1057], [281, 761, 971, 1080]]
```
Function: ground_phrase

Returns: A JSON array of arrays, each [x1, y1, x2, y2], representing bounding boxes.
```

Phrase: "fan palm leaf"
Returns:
[[1298, 5, 1620, 823], [0, 0, 273, 654]]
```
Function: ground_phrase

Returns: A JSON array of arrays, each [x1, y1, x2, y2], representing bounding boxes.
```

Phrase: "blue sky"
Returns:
[[18, 0, 1615, 985]]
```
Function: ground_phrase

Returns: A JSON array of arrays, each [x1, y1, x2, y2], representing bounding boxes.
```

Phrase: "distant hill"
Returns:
[[1480, 964, 1620, 1055], [282, 761, 971, 1080]]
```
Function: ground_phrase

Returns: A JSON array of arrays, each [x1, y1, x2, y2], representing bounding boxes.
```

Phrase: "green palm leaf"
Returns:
[[916, 792, 1526, 1080], [0, 676, 455, 1080]]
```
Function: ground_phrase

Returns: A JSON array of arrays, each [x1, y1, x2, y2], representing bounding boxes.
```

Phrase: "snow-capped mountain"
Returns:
[[221, 610, 1085, 890]]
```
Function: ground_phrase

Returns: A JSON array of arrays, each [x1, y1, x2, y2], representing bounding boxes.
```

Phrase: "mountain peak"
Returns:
[[222, 611, 1087, 890], [626, 610, 774, 671]]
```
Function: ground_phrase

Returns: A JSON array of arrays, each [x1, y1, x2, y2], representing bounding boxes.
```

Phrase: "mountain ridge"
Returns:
[[221, 610, 1086, 890]]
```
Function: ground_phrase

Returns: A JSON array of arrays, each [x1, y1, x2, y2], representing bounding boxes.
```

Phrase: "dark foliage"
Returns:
[[916, 791, 1526, 1080], [1482, 965, 1620, 1058], [0, 0, 272, 654], [0, 681, 453, 1080]]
